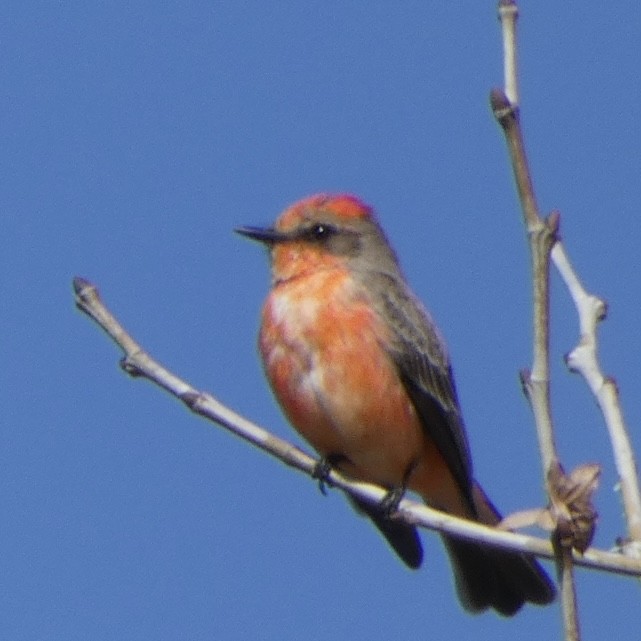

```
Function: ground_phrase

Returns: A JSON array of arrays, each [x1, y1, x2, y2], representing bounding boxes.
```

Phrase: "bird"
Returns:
[[236, 193, 556, 615]]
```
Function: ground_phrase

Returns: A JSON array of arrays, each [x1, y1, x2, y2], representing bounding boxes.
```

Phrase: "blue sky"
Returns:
[[3, 2, 640, 639]]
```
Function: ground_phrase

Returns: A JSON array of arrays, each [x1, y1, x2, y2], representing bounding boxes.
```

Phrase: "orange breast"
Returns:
[[259, 268, 471, 516], [259, 269, 421, 487]]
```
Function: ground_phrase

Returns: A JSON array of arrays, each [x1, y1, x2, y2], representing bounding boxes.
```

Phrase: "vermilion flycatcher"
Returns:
[[237, 194, 555, 615]]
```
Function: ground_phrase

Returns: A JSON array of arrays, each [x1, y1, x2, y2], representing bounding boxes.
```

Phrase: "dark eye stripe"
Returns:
[[306, 223, 338, 241]]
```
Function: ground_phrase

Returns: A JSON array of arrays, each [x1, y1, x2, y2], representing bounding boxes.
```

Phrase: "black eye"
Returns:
[[309, 223, 337, 241]]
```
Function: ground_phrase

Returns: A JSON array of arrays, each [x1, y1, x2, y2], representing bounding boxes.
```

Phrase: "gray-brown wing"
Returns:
[[370, 273, 476, 513]]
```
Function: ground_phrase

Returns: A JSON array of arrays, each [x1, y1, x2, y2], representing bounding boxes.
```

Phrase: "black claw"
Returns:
[[312, 459, 332, 496], [380, 486, 406, 517], [379, 460, 416, 516], [312, 454, 345, 495]]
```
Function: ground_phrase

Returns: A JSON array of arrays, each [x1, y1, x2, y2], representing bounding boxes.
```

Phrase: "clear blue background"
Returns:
[[3, 2, 640, 639]]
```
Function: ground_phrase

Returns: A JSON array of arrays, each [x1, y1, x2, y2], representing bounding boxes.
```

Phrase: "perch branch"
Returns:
[[72, 276, 641, 579]]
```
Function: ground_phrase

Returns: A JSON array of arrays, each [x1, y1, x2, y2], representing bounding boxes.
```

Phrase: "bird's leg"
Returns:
[[380, 487, 406, 516], [380, 459, 418, 517], [313, 453, 347, 495]]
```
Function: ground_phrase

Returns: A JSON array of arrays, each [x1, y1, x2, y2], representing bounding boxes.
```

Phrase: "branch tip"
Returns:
[[73, 276, 93, 294], [497, 0, 519, 22], [73, 276, 99, 308]]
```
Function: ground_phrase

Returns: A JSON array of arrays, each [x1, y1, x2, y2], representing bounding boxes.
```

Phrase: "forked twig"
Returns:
[[492, 2, 608, 639], [555, 245, 641, 554], [495, 0, 641, 559]]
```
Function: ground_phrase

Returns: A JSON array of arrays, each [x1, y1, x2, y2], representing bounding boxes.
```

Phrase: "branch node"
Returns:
[[546, 209, 561, 235], [614, 538, 641, 560], [529, 217, 558, 254], [120, 355, 144, 377], [181, 390, 205, 411], [490, 88, 518, 125], [548, 462, 601, 553], [519, 368, 532, 400], [596, 298, 608, 322], [563, 348, 581, 374]]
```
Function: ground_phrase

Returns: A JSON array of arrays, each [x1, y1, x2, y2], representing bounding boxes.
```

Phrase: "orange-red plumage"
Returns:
[[237, 194, 556, 616], [259, 265, 468, 516]]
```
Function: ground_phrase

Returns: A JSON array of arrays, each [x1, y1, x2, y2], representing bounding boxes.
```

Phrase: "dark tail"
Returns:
[[351, 485, 555, 616], [349, 495, 423, 569], [443, 483, 556, 616]]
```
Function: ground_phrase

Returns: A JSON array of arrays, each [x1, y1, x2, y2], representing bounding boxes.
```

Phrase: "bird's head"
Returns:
[[236, 194, 400, 284]]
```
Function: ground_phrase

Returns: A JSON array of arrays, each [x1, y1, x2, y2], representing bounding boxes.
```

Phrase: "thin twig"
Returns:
[[490, 89, 562, 491], [554, 243, 641, 554], [525, 213, 560, 478], [72, 276, 641, 579], [494, 3, 584, 638], [498, 0, 519, 105], [492, 88, 582, 637], [557, 545, 580, 641]]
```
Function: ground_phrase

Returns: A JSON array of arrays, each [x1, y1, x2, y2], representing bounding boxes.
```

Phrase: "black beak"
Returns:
[[234, 225, 288, 245]]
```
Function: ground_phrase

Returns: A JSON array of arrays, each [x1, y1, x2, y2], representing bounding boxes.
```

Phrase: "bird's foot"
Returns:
[[380, 486, 406, 517], [312, 454, 345, 495]]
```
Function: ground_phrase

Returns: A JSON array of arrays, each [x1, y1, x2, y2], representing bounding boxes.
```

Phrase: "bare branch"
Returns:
[[554, 244, 641, 554], [490, 90, 540, 231], [497, 0, 519, 105], [556, 545, 581, 641], [521, 213, 561, 477], [492, 89, 585, 635], [495, 0, 641, 559], [493, 2, 593, 637], [72, 276, 641, 579], [491, 89, 572, 501]]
